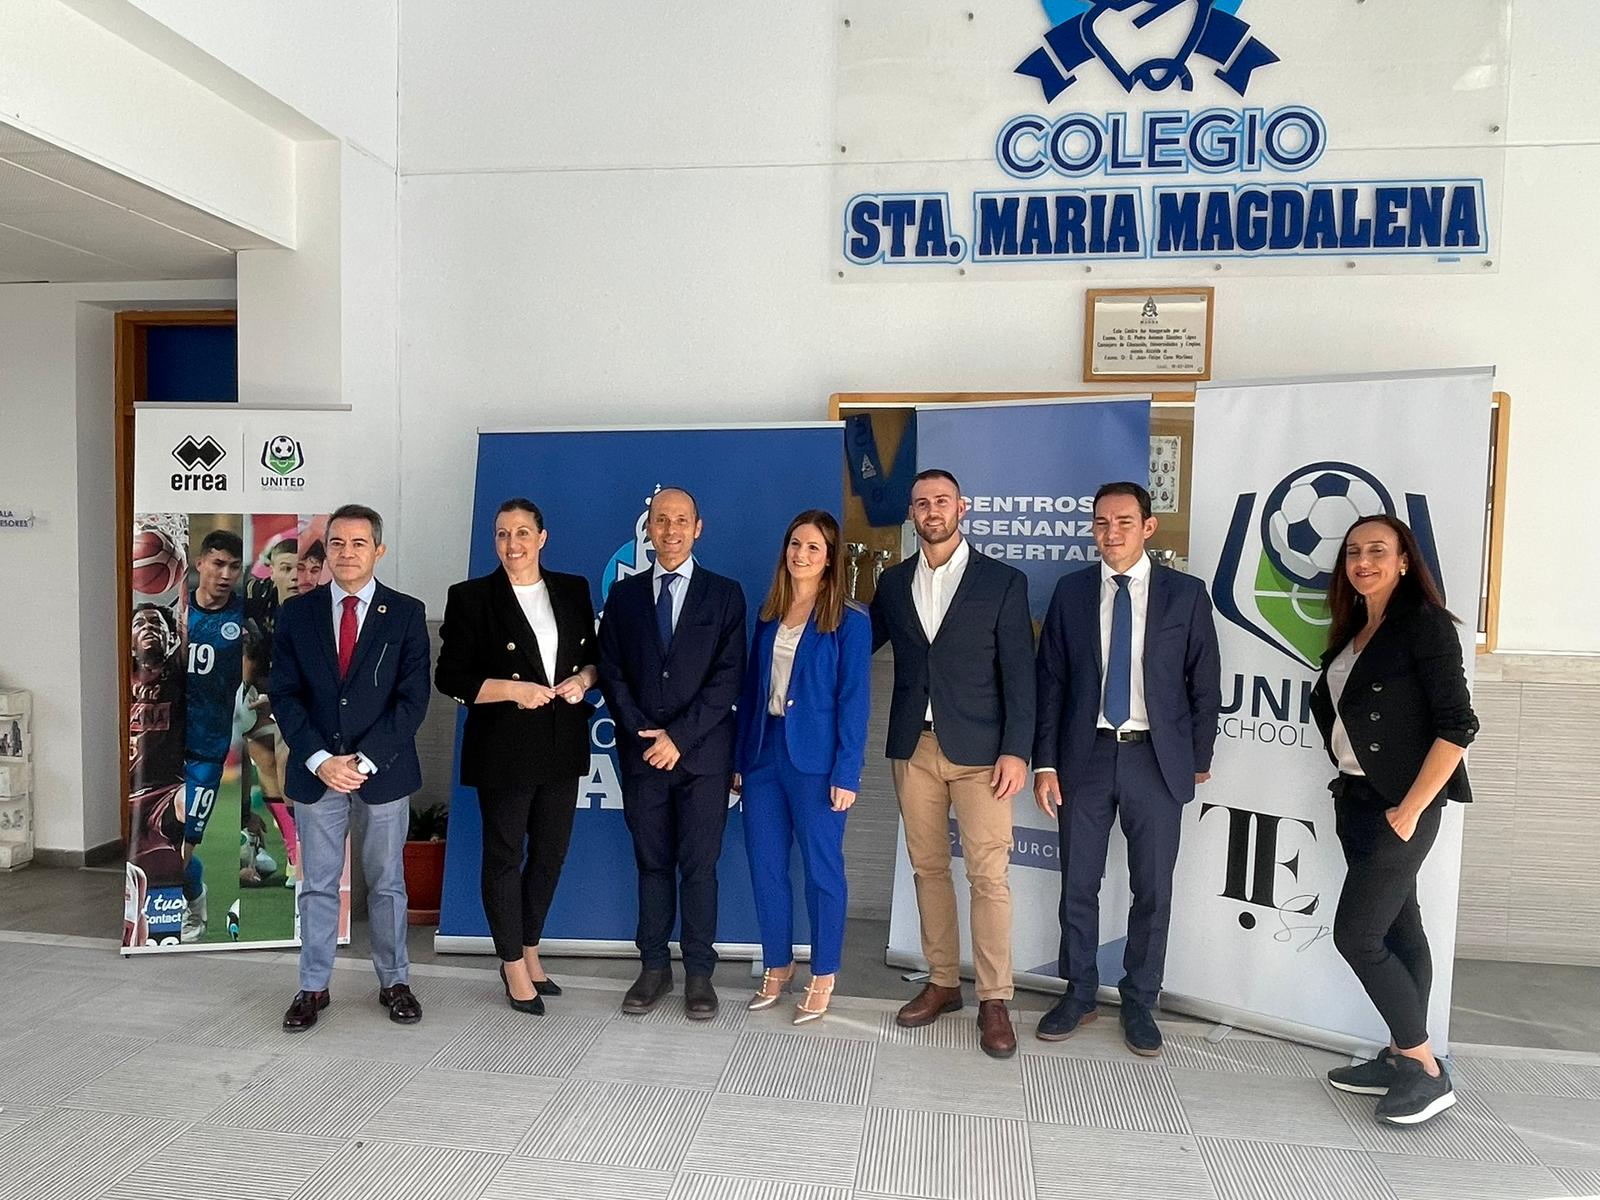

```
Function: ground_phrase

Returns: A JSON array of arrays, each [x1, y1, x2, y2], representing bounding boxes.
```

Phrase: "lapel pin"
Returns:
[[377, 605, 387, 614], [507, 642, 516, 651]]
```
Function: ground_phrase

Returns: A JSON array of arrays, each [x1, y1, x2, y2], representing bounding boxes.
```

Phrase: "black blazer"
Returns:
[[267, 581, 432, 806], [435, 567, 599, 788], [597, 564, 747, 778], [869, 547, 1036, 766], [1309, 599, 1478, 804]]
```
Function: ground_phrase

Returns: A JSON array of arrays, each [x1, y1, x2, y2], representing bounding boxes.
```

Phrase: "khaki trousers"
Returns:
[[892, 731, 1014, 1001]]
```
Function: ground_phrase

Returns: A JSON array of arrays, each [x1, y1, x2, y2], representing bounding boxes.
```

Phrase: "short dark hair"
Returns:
[[133, 601, 178, 636], [1093, 481, 1152, 521], [301, 539, 326, 565], [912, 468, 961, 493], [269, 538, 298, 559], [650, 487, 700, 521], [198, 529, 243, 561], [328, 504, 384, 545], [496, 497, 545, 531]]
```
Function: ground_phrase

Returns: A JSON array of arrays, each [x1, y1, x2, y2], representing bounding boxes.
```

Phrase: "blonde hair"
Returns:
[[759, 510, 846, 634]]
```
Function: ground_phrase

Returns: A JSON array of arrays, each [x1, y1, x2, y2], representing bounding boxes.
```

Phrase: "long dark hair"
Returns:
[[1326, 514, 1455, 651], [759, 510, 846, 633]]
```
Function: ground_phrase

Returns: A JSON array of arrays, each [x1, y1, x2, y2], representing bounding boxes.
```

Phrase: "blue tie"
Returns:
[[655, 572, 678, 649], [1104, 574, 1132, 729]]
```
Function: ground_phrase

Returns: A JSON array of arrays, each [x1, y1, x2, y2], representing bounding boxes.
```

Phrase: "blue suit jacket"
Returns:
[[597, 564, 746, 778], [266, 581, 432, 805], [734, 605, 872, 791], [1033, 560, 1221, 804]]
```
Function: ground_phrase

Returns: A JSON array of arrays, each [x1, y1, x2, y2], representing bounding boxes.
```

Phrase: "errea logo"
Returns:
[[171, 436, 228, 492]]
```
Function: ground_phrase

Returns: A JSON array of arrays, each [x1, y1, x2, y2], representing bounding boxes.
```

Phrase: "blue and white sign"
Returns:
[[835, 1, 1507, 275], [438, 424, 843, 956]]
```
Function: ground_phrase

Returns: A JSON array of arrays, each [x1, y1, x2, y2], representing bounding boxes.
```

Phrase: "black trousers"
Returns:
[[478, 780, 581, 962], [621, 765, 730, 976], [1331, 775, 1442, 1049]]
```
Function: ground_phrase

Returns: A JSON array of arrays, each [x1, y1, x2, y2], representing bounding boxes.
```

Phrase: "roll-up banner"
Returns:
[[1170, 370, 1491, 1053], [436, 424, 843, 956], [886, 398, 1151, 986], [125, 407, 355, 954]]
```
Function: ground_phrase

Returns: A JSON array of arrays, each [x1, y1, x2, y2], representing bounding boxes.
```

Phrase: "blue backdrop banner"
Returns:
[[915, 398, 1152, 620], [437, 424, 842, 955]]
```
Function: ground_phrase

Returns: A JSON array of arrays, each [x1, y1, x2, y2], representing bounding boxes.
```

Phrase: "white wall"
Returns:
[[0, 281, 235, 855], [392, 1, 1599, 653]]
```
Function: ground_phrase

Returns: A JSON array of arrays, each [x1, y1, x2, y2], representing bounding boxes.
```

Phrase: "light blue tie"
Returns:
[[655, 572, 678, 649], [1104, 574, 1132, 729]]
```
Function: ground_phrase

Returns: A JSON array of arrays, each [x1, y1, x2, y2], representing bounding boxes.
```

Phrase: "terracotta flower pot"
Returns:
[[402, 839, 446, 926]]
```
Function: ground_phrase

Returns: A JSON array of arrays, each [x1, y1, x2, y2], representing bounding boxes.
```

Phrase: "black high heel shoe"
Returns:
[[531, 977, 563, 997], [499, 963, 545, 1015]]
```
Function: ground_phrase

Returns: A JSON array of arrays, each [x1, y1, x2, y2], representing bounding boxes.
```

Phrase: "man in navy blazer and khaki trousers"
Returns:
[[598, 488, 746, 1020], [1033, 482, 1220, 1055], [871, 469, 1036, 1059], [268, 504, 432, 1030]]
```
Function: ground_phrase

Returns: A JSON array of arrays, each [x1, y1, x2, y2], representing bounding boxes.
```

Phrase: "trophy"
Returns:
[[872, 548, 893, 585], [1149, 548, 1178, 569], [845, 543, 867, 598]]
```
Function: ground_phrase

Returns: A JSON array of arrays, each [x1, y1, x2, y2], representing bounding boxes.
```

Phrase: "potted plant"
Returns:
[[402, 802, 449, 926]]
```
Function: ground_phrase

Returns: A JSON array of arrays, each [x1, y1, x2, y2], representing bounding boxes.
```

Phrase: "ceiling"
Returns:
[[0, 123, 279, 284]]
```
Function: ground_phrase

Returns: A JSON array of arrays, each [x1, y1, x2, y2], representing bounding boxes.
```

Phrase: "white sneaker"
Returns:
[[180, 883, 208, 943]]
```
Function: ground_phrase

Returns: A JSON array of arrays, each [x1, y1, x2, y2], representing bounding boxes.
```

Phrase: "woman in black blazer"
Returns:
[[436, 498, 599, 1013], [1309, 514, 1477, 1127]]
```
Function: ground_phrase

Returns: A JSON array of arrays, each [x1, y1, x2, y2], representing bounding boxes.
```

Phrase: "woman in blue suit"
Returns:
[[734, 510, 871, 1023]]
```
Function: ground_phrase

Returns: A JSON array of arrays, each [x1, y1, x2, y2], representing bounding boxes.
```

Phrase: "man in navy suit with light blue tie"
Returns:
[[1033, 482, 1220, 1055], [268, 504, 432, 1030], [598, 487, 746, 1020]]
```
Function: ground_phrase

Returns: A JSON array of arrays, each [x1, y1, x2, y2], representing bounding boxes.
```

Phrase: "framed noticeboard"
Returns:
[[1084, 287, 1214, 383]]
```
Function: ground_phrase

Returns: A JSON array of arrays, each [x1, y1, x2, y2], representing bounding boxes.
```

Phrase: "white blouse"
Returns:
[[511, 580, 559, 684], [767, 622, 804, 717], [1326, 639, 1366, 776]]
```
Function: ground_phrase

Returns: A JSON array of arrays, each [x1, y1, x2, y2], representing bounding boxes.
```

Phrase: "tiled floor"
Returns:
[[1, 933, 1596, 1200]]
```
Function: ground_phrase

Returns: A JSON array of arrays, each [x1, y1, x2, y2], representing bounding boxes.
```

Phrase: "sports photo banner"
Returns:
[[125, 407, 355, 954], [437, 423, 843, 955], [1170, 369, 1492, 1051], [887, 397, 1150, 986]]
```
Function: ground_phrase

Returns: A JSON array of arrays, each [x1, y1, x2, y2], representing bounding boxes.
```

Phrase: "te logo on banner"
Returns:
[[260, 435, 306, 489], [1199, 803, 1322, 936], [171, 435, 227, 492]]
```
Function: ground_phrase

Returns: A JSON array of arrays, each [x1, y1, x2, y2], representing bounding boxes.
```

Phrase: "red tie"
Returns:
[[338, 594, 359, 680]]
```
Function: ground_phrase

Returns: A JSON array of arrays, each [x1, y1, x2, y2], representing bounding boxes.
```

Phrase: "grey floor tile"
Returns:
[[0, 1028, 152, 1105], [1485, 1094, 1600, 1170], [1328, 1086, 1541, 1164], [1198, 1136, 1392, 1200], [637, 995, 750, 1033], [1030, 1124, 1218, 1200], [177, 987, 332, 1050], [683, 1093, 865, 1184], [877, 1010, 981, 1050], [356, 1067, 561, 1152], [869, 1043, 1024, 1118], [1452, 1056, 1600, 1099], [481, 1157, 673, 1200], [294, 1140, 505, 1200], [0, 1108, 184, 1200], [1369, 1151, 1572, 1200], [0, 968, 123, 1033], [0, 1104, 46, 1136], [297, 984, 486, 1064], [750, 1004, 884, 1043], [721, 1030, 875, 1106], [573, 1020, 739, 1090], [516, 1078, 712, 1172], [1169, 1069, 1363, 1149], [62, 1042, 276, 1121], [95, 1125, 346, 1200], [430, 1008, 607, 1077], [670, 1176, 852, 1200], [1162, 1035, 1319, 1077], [856, 1107, 1032, 1200], [207, 1057, 416, 1137], [1012, 1010, 1142, 1061], [1023, 1054, 1189, 1133], [1553, 1166, 1600, 1197]]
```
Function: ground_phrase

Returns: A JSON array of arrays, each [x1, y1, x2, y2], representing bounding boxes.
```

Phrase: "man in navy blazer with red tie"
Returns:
[[598, 488, 746, 1020], [1033, 482, 1220, 1056]]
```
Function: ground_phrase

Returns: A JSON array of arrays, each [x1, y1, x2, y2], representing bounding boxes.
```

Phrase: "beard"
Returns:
[[914, 517, 958, 546]]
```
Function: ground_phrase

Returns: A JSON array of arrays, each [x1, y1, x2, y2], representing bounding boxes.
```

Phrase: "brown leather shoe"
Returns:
[[282, 989, 329, 1031], [895, 983, 964, 1028], [978, 999, 1017, 1059]]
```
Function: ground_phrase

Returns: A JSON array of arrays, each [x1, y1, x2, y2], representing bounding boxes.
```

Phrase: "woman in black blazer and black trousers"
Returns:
[[1309, 514, 1477, 1127], [436, 498, 599, 1013]]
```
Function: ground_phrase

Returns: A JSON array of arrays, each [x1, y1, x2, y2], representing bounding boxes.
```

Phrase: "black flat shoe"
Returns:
[[532, 976, 562, 997], [499, 964, 545, 1015], [378, 983, 422, 1025]]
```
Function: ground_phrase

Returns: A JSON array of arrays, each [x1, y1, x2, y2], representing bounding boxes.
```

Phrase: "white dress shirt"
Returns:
[[1098, 552, 1151, 732], [652, 555, 696, 632], [511, 579, 559, 683], [767, 621, 804, 716], [1325, 640, 1366, 776], [307, 577, 379, 779], [912, 536, 971, 720]]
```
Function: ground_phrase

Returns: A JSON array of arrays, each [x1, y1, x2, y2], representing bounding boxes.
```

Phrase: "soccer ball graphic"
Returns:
[[268, 436, 296, 460], [1260, 464, 1390, 590]]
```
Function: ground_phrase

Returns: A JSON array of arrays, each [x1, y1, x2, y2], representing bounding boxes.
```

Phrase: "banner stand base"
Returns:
[[436, 935, 812, 965]]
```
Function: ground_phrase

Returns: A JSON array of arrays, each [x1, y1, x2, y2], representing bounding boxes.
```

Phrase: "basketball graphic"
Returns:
[[132, 529, 184, 596]]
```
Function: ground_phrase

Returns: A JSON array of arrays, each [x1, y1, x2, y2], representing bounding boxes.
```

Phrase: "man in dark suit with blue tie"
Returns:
[[268, 505, 432, 1030], [598, 487, 747, 1019], [1033, 482, 1220, 1055]]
